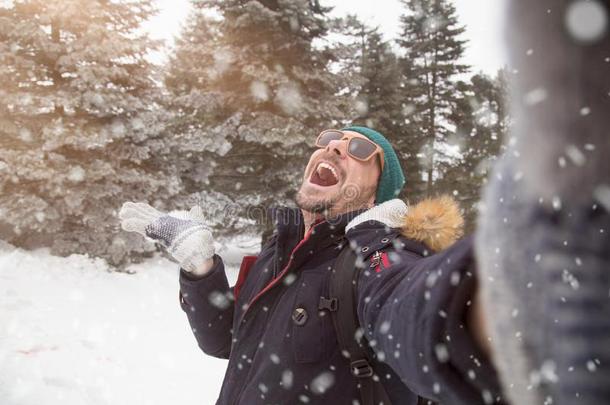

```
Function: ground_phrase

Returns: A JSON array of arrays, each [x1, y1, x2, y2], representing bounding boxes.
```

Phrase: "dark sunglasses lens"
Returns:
[[348, 138, 377, 159], [317, 131, 343, 146]]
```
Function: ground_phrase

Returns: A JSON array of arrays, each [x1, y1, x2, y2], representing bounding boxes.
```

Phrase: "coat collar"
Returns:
[[270, 206, 367, 242], [270, 194, 464, 258], [346, 196, 464, 252], [269, 206, 367, 271]]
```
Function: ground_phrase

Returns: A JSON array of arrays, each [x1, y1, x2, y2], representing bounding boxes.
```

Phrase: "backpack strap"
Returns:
[[328, 244, 437, 405], [329, 245, 390, 405]]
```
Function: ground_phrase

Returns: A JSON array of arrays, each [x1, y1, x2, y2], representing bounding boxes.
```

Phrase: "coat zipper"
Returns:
[[239, 223, 316, 321], [231, 223, 318, 405]]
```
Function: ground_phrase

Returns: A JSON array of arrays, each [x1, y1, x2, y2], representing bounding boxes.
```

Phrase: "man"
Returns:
[[119, 126, 503, 404]]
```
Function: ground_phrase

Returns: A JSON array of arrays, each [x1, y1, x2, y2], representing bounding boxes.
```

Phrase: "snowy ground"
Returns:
[[0, 237, 260, 405]]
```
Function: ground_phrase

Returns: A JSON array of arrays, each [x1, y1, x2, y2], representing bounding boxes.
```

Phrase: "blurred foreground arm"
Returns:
[[475, 1, 610, 404]]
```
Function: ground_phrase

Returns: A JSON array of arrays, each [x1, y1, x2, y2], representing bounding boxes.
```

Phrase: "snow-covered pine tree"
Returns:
[[0, 0, 175, 266], [360, 32, 403, 132], [162, 6, 237, 230], [317, 15, 421, 199], [396, 0, 469, 196], [327, 15, 371, 122], [167, 0, 342, 237], [439, 70, 509, 230], [357, 26, 425, 201], [346, 23, 405, 143]]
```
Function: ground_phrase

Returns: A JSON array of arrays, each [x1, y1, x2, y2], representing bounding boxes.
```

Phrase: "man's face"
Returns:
[[296, 131, 382, 217]]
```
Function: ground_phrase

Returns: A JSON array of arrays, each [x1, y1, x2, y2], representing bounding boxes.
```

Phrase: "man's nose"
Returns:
[[325, 137, 348, 159]]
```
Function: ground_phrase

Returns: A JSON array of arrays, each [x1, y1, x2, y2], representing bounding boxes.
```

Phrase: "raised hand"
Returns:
[[119, 202, 215, 275]]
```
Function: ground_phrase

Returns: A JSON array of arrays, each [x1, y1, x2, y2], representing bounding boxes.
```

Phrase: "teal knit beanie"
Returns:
[[342, 126, 406, 204]]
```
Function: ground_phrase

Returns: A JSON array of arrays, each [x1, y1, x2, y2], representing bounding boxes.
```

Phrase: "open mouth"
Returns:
[[310, 161, 340, 187]]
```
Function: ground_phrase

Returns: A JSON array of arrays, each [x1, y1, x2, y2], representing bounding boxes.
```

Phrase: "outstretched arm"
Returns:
[[356, 237, 504, 404]]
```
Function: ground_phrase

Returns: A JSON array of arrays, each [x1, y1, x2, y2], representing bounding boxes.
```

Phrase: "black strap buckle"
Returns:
[[318, 296, 338, 312], [350, 359, 374, 378]]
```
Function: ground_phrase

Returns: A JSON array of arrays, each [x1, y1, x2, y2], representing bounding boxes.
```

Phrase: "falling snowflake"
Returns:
[[565, 145, 586, 166], [281, 369, 294, 390], [435, 343, 450, 363], [565, 0, 608, 43], [68, 166, 86, 183], [110, 120, 126, 137], [208, 291, 231, 310], [524, 88, 548, 106], [213, 48, 235, 75], [18, 128, 33, 142], [354, 99, 368, 116], [379, 321, 391, 335], [593, 185, 610, 211], [275, 82, 303, 116], [250, 80, 270, 102]]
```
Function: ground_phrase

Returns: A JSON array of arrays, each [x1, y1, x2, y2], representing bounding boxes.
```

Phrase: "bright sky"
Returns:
[[145, 0, 508, 75]]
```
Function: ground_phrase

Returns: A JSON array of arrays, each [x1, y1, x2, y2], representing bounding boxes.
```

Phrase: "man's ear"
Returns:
[[377, 154, 384, 175]]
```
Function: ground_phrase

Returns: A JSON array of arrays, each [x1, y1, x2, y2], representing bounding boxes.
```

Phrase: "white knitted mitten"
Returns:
[[119, 202, 214, 275]]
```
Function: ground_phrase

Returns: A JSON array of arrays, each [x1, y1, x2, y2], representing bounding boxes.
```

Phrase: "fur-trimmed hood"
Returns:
[[346, 196, 464, 252]]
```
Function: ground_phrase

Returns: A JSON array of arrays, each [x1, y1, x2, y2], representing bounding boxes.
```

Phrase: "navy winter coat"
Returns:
[[178, 198, 505, 404]]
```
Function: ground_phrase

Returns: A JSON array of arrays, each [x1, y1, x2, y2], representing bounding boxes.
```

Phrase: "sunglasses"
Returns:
[[315, 130, 385, 171]]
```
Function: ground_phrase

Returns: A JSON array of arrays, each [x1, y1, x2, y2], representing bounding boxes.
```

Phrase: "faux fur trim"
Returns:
[[346, 196, 464, 252], [400, 195, 464, 252]]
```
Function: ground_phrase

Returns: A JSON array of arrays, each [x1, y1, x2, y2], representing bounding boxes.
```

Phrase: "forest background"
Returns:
[[0, 0, 510, 268]]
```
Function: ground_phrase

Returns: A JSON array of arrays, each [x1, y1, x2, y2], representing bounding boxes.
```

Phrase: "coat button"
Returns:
[[292, 307, 308, 326]]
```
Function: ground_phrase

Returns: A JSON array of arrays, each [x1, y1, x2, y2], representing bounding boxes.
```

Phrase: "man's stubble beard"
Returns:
[[295, 181, 377, 218], [295, 186, 339, 215]]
